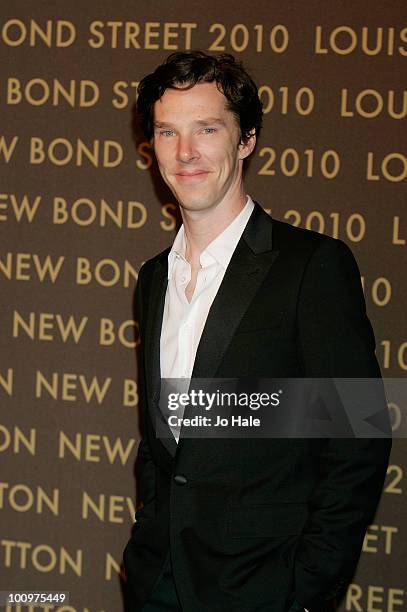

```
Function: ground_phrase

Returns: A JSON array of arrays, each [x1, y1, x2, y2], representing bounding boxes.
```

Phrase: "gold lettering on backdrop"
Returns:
[[360, 277, 392, 307], [0, 194, 42, 222], [208, 23, 289, 53], [0, 135, 19, 162], [257, 147, 341, 179], [163, 22, 181, 49], [123, 379, 138, 407], [0, 540, 82, 575], [13, 311, 88, 343], [362, 525, 398, 555], [99, 318, 138, 348], [341, 89, 407, 119], [379, 340, 407, 371], [0, 483, 59, 515], [0, 425, 36, 455], [366, 152, 407, 182], [371, 278, 392, 307], [29, 137, 123, 167], [87, 21, 197, 49], [345, 584, 405, 611], [112, 80, 139, 109], [145, 22, 161, 49], [6, 78, 100, 108], [75, 258, 138, 288], [35, 371, 111, 404], [0, 369, 13, 395], [280, 210, 366, 242], [53, 197, 147, 229], [105, 552, 126, 581], [160, 203, 177, 231], [258, 85, 315, 115], [0, 19, 76, 47], [0, 253, 64, 282], [392, 216, 406, 244], [385, 465, 403, 494], [388, 402, 402, 433], [135, 142, 153, 169], [81, 492, 135, 523], [58, 431, 136, 465], [315, 25, 407, 56]]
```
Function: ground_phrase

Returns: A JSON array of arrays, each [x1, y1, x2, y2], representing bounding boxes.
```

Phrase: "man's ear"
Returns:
[[238, 129, 257, 160]]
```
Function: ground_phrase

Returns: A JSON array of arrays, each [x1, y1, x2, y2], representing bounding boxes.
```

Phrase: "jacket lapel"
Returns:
[[191, 203, 279, 379], [176, 204, 279, 451]]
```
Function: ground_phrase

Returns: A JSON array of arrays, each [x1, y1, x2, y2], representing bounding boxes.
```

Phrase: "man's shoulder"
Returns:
[[272, 216, 325, 246], [253, 202, 359, 274], [254, 203, 338, 254]]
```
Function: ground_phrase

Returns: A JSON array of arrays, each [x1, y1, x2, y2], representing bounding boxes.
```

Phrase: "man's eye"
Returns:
[[160, 130, 175, 137], [203, 127, 216, 134]]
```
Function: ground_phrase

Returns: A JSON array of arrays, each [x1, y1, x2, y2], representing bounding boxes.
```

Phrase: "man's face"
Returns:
[[152, 81, 255, 215]]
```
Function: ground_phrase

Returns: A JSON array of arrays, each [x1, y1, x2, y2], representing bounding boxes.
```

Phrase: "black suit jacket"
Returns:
[[123, 203, 391, 612]]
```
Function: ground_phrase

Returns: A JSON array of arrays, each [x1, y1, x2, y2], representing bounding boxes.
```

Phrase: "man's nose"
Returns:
[[176, 134, 199, 162]]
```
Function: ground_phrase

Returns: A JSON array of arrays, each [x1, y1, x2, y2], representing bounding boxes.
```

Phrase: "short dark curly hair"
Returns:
[[136, 50, 263, 143]]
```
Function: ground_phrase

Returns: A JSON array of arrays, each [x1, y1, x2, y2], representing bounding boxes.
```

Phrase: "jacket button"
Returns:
[[174, 474, 187, 485]]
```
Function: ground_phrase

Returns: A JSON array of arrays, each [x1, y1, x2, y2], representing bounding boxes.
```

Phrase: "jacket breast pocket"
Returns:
[[227, 502, 309, 538]]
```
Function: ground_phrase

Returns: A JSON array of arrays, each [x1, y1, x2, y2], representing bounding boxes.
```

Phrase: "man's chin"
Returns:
[[178, 199, 209, 213]]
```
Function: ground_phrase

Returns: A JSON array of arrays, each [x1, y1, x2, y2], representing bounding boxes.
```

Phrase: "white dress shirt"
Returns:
[[160, 196, 254, 440]]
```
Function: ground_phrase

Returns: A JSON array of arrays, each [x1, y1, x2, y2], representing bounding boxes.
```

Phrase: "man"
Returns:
[[123, 51, 391, 612]]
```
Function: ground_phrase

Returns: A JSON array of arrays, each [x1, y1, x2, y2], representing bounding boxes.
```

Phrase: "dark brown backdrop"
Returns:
[[1, 2, 406, 611]]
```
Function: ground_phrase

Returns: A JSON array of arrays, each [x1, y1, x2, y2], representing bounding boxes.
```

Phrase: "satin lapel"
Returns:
[[175, 208, 279, 453], [191, 204, 279, 380], [144, 257, 178, 458], [190, 241, 279, 379], [175, 204, 279, 453]]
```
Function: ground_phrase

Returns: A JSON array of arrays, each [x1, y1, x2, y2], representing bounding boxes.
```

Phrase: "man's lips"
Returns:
[[175, 170, 209, 178]]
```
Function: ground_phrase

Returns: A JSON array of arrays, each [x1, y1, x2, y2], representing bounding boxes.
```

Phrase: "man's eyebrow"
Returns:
[[153, 121, 174, 129], [194, 117, 225, 126], [153, 117, 226, 129]]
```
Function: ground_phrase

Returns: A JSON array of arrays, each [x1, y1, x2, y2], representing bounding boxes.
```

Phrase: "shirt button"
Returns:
[[173, 474, 187, 485]]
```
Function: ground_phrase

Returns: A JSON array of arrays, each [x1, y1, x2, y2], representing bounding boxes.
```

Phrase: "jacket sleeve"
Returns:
[[134, 263, 156, 523], [294, 237, 391, 610]]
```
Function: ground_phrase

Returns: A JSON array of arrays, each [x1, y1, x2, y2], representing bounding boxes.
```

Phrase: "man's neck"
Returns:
[[181, 192, 248, 266]]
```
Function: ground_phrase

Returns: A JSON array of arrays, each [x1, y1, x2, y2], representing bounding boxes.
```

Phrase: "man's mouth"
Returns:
[[175, 170, 209, 178]]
